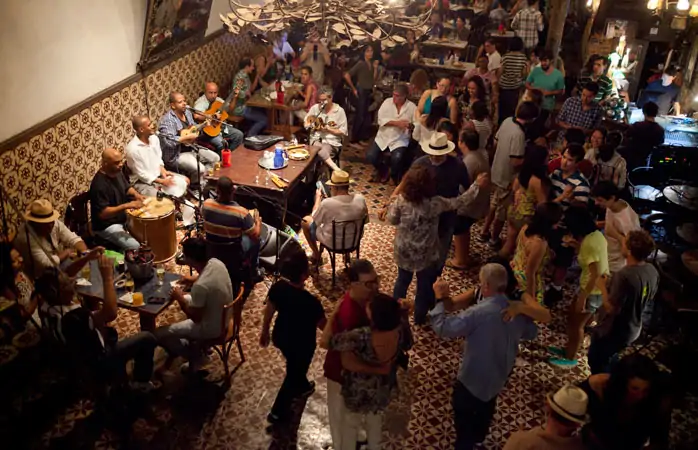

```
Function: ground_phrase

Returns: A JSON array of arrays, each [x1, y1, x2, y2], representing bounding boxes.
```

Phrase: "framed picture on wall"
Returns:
[[139, 0, 214, 70]]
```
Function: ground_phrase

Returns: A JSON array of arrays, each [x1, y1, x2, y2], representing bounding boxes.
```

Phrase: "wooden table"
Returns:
[[76, 259, 180, 332], [246, 94, 303, 140], [420, 60, 475, 73], [207, 145, 320, 226], [422, 39, 468, 50], [489, 31, 516, 38]]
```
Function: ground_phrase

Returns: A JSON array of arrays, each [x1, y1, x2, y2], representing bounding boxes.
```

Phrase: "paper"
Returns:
[[76, 278, 92, 287], [119, 292, 133, 304]]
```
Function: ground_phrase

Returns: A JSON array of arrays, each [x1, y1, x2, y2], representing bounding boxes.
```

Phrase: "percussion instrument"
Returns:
[[127, 197, 177, 263]]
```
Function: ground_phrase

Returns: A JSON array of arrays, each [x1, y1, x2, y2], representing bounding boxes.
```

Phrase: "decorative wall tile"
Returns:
[[0, 31, 255, 235]]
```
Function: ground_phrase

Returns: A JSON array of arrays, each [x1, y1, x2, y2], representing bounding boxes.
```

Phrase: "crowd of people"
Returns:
[[0, 2, 679, 450]]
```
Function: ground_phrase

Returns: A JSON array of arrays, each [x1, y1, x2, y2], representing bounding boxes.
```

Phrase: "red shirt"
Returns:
[[323, 291, 369, 383]]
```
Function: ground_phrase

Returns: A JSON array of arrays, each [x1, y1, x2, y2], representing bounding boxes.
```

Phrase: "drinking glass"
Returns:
[[156, 264, 165, 286]]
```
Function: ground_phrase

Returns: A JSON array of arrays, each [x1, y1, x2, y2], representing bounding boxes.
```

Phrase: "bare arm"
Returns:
[[448, 97, 458, 124], [343, 72, 357, 93], [259, 301, 275, 347], [92, 256, 118, 327], [524, 238, 546, 299]]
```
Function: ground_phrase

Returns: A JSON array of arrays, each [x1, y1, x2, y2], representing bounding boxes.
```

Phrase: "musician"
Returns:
[[125, 115, 189, 197], [89, 148, 144, 251], [226, 58, 268, 137], [192, 82, 244, 152], [159, 91, 220, 195], [304, 86, 347, 173]]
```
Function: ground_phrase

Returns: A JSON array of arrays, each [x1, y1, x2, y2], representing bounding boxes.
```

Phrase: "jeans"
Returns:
[[243, 106, 268, 137], [452, 381, 497, 450], [154, 315, 207, 368], [437, 213, 457, 274], [365, 143, 408, 183], [327, 379, 348, 449], [241, 234, 261, 270], [105, 331, 157, 383], [588, 333, 630, 374], [351, 87, 372, 141], [394, 265, 437, 324], [498, 87, 521, 125], [95, 224, 140, 251], [202, 125, 244, 152], [270, 343, 315, 418], [178, 149, 220, 188]]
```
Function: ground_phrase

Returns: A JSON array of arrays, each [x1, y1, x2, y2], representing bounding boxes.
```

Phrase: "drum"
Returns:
[[127, 197, 177, 263]]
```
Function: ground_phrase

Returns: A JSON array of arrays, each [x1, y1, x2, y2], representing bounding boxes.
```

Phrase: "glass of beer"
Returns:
[[132, 292, 144, 307], [125, 274, 134, 294], [81, 263, 91, 280], [156, 264, 165, 286]]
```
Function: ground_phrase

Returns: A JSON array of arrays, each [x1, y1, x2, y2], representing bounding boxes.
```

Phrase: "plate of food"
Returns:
[[288, 148, 310, 161], [0, 345, 19, 366], [12, 329, 40, 349]]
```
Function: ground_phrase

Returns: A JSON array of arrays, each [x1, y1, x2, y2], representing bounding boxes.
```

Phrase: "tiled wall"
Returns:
[[0, 32, 255, 235]]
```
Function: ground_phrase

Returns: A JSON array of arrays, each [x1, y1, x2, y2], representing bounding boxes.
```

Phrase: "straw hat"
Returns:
[[23, 199, 60, 223], [546, 384, 589, 424], [421, 132, 455, 156], [325, 170, 351, 186]]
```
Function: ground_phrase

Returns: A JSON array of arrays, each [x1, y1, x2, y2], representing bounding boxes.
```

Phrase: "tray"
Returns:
[[258, 156, 288, 170]]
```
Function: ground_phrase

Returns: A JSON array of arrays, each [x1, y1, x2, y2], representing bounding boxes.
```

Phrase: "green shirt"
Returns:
[[526, 66, 565, 111], [230, 70, 251, 116], [578, 230, 609, 295], [577, 71, 613, 103]]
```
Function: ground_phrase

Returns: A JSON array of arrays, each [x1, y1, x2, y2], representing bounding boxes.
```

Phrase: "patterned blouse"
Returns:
[[510, 227, 549, 304], [508, 183, 537, 227], [387, 188, 482, 272], [330, 326, 411, 414]]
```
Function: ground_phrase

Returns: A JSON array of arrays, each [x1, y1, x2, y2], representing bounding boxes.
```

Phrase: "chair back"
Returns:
[[326, 216, 367, 253], [220, 283, 245, 344], [64, 192, 91, 240], [205, 239, 243, 277]]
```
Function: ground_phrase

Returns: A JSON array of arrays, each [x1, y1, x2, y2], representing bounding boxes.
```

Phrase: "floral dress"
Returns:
[[330, 326, 411, 414], [507, 184, 537, 229], [510, 228, 549, 304]]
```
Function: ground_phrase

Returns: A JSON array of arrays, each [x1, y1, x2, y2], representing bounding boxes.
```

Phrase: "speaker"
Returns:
[[258, 223, 304, 271]]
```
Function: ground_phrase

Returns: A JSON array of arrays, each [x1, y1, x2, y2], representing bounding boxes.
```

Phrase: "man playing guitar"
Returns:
[[226, 58, 268, 137], [158, 91, 220, 197], [304, 86, 347, 173], [192, 81, 244, 153]]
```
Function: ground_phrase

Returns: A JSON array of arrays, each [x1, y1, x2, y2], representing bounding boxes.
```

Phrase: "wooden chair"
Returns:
[[318, 216, 368, 287], [64, 191, 91, 242], [200, 283, 246, 384]]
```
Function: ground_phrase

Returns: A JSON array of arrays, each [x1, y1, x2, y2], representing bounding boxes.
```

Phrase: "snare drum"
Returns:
[[127, 197, 177, 263]]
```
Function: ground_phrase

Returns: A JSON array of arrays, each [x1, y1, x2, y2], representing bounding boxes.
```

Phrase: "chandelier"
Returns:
[[221, 0, 434, 47]]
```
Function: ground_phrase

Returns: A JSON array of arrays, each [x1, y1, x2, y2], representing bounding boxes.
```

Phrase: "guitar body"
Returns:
[[180, 126, 200, 139], [202, 100, 229, 137]]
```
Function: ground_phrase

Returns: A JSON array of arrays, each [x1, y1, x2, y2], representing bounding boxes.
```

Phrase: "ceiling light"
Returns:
[[647, 0, 659, 9], [677, 0, 690, 10]]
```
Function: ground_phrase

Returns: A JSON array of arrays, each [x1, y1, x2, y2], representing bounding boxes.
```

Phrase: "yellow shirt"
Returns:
[[578, 230, 609, 295]]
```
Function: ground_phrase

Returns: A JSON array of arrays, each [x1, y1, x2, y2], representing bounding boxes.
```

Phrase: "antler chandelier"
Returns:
[[221, 0, 434, 47]]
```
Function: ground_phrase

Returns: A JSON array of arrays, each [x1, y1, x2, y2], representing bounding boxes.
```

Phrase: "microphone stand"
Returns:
[[158, 133, 210, 207]]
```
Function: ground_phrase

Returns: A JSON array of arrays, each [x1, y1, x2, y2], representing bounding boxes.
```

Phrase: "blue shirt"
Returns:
[[550, 169, 590, 211], [638, 80, 680, 116], [429, 295, 537, 401]]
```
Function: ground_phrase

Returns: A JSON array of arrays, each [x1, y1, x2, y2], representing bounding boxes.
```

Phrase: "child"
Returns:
[[260, 249, 326, 424]]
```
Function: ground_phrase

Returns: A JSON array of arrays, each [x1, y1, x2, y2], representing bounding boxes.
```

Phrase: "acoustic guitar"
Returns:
[[200, 100, 229, 137]]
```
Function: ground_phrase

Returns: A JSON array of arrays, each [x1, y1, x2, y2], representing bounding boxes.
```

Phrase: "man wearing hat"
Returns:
[[503, 384, 588, 450], [301, 170, 368, 264], [15, 199, 102, 278]]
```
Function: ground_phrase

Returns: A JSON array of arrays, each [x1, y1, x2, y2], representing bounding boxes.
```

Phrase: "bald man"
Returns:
[[125, 115, 189, 197], [89, 148, 144, 250], [159, 91, 220, 197], [192, 82, 244, 153]]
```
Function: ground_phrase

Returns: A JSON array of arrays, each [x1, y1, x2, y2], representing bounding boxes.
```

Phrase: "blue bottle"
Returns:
[[273, 146, 284, 168]]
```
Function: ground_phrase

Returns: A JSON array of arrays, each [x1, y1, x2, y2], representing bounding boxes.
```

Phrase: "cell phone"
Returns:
[[316, 180, 329, 198], [148, 296, 166, 305]]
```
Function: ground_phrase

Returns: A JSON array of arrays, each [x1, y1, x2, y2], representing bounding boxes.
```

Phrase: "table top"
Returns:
[[450, 5, 485, 14], [246, 94, 295, 111], [209, 145, 319, 195], [419, 59, 474, 72], [76, 259, 180, 317], [489, 31, 516, 38], [422, 39, 468, 50]]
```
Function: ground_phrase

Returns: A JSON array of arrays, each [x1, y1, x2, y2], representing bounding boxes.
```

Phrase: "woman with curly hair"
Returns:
[[459, 75, 487, 122], [387, 164, 488, 323], [413, 95, 450, 146]]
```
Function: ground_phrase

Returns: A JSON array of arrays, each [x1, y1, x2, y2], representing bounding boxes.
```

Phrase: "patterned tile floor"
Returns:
[[2, 141, 697, 449]]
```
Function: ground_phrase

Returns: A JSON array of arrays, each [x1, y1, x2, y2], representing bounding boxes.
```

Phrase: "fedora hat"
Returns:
[[421, 132, 455, 156], [23, 199, 60, 223], [325, 170, 352, 186], [546, 384, 589, 424]]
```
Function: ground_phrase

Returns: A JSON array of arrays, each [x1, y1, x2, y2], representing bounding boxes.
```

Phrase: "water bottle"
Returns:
[[273, 146, 284, 168]]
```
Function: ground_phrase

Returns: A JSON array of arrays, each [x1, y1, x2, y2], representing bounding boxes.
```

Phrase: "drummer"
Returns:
[[89, 148, 144, 251], [125, 115, 190, 198]]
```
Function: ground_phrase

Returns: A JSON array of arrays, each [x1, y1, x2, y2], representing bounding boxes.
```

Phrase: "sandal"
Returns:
[[445, 258, 476, 271]]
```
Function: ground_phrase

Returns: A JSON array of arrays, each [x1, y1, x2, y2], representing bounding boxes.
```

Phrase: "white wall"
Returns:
[[207, 0, 261, 36], [0, 0, 260, 143]]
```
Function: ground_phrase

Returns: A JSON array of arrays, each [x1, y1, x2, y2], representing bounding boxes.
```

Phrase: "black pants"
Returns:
[[452, 381, 497, 450], [351, 87, 372, 142], [270, 343, 315, 418], [588, 334, 629, 375], [498, 87, 521, 125], [105, 331, 157, 383]]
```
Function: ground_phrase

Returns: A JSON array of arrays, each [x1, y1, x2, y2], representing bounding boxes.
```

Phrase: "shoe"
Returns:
[[267, 412, 283, 424], [548, 356, 578, 368], [297, 381, 316, 398], [543, 288, 563, 307], [547, 346, 565, 357]]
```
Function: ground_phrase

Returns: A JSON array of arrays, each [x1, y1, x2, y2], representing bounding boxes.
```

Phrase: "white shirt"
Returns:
[[605, 203, 640, 273], [487, 50, 502, 71], [374, 99, 417, 152], [273, 41, 295, 60], [306, 102, 348, 148], [194, 95, 225, 113], [189, 259, 233, 339], [15, 221, 83, 278], [125, 135, 164, 185]]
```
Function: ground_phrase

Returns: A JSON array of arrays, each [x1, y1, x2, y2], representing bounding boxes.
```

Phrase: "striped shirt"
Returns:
[[550, 169, 590, 210], [498, 52, 528, 90], [202, 199, 255, 243], [577, 71, 613, 103], [158, 109, 197, 168]]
